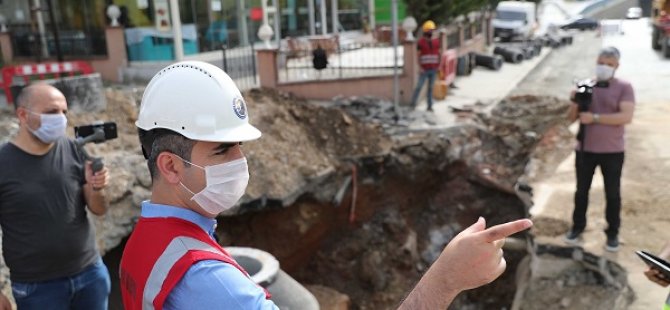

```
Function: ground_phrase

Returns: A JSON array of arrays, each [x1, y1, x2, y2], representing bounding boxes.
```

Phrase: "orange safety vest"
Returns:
[[417, 37, 441, 70], [119, 217, 270, 310]]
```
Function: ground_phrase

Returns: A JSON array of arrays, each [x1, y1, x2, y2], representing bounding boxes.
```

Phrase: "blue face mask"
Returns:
[[27, 111, 68, 143]]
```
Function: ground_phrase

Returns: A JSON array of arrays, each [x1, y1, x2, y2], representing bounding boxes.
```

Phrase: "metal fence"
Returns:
[[218, 44, 257, 91], [447, 31, 461, 49], [276, 42, 403, 83]]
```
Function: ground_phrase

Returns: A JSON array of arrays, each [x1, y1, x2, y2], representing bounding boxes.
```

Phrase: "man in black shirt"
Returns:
[[0, 84, 111, 309]]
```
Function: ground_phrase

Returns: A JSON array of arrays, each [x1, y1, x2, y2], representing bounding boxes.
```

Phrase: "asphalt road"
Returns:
[[511, 0, 642, 100]]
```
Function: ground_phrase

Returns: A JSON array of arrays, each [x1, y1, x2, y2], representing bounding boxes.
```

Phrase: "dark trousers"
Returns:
[[410, 68, 437, 109], [572, 151, 625, 238]]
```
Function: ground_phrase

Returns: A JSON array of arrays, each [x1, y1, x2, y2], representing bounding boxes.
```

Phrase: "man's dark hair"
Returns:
[[13, 85, 33, 111], [138, 128, 196, 179], [599, 46, 620, 60]]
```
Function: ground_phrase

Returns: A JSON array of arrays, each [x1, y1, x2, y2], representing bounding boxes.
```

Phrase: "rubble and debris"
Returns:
[[513, 244, 634, 310]]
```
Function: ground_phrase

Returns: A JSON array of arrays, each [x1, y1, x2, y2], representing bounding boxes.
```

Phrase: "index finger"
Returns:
[[477, 219, 533, 243]]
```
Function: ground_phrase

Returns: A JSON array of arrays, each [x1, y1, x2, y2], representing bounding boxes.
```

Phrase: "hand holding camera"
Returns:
[[74, 121, 118, 174]]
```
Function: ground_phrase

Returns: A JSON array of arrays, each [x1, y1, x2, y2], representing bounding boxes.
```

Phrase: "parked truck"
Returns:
[[652, 0, 670, 58], [492, 1, 537, 42]]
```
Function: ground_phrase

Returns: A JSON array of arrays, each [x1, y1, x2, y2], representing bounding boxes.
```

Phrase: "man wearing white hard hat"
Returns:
[[120, 61, 532, 309]]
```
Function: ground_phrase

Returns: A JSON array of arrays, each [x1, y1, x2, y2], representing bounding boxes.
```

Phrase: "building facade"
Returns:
[[0, 0, 372, 62]]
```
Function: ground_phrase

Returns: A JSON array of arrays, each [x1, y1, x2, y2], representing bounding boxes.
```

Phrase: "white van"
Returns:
[[492, 1, 537, 41]]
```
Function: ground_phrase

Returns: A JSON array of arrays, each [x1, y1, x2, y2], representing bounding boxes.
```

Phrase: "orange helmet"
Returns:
[[422, 20, 436, 32]]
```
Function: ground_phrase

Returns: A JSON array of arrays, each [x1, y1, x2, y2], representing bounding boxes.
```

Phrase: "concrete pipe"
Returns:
[[560, 35, 573, 45], [456, 55, 471, 76], [473, 53, 504, 71], [520, 46, 535, 59], [467, 52, 477, 74], [493, 47, 524, 63], [531, 40, 543, 55], [227, 247, 320, 310], [543, 35, 562, 48]]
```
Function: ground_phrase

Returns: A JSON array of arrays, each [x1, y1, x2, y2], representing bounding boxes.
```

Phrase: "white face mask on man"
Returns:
[[27, 111, 67, 143], [178, 157, 250, 216], [595, 64, 615, 81]]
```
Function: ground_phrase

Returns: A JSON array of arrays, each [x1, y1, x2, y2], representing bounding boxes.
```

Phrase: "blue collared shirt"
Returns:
[[140, 202, 278, 309]]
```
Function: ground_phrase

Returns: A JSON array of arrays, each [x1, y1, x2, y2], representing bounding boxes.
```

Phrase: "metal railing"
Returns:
[[219, 44, 257, 91], [276, 42, 403, 83], [447, 31, 461, 48]]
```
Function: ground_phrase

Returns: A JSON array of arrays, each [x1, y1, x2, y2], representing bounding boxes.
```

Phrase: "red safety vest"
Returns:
[[119, 217, 271, 310], [417, 37, 441, 70]]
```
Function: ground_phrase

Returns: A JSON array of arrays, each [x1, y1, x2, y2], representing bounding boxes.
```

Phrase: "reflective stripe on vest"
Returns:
[[143, 236, 223, 310], [420, 54, 439, 65]]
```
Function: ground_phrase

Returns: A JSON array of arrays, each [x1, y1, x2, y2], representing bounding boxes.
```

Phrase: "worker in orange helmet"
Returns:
[[410, 20, 441, 112]]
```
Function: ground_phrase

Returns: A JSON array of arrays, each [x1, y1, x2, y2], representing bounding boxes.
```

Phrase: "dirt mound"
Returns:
[[241, 89, 393, 207]]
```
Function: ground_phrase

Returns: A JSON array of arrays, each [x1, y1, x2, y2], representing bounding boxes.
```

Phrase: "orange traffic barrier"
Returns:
[[2, 61, 94, 104]]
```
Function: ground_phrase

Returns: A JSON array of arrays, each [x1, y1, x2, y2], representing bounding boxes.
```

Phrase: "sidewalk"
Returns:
[[407, 46, 554, 131]]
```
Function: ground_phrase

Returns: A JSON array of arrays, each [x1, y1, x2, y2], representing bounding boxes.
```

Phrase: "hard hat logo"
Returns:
[[233, 97, 247, 119]]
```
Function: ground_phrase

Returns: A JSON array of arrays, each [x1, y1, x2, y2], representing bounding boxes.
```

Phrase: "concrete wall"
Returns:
[[258, 41, 418, 105], [275, 74, 414, 104], [0, 32, 12, 65], [442, 13, 491, 56], [90, 27, 128, 83], [459, 33, 488, 55]]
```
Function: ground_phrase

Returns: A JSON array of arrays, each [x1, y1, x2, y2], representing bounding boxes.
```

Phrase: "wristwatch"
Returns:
[[593, 113, 600, 124]]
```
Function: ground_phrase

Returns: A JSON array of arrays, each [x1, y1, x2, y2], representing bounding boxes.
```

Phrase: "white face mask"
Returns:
[[27, 111, 67, 143], [179, 157, 250, 216], [595, 64, 615, 81]]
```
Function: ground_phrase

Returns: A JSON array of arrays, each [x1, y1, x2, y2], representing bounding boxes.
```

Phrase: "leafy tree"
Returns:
[[404, 0, 538, 25]]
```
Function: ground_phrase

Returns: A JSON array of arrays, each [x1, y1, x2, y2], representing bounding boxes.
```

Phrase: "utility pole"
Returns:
[[391, 0, 399, 115], [45, 0, 63, 62], [331, 0, 338, 34], [237, 0, 249, 46], [308, 0, 315, 35], [320, 0, 327, 35], [272, 0, 281, 44], [169, 0, 184, 61], [32, 0, 48, 59], [368, 0, 375, 31]]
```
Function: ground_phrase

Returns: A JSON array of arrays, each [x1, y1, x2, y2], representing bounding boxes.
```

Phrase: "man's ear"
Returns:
[[156, 152, 183, 184], [15, 107, 28, 124]]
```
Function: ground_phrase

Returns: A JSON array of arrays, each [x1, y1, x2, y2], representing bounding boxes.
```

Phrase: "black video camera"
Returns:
[[74, 122, 118, 143], [573, 79, 596, 145], [574, 78, 596, 112], [74, 122, 118, 174]]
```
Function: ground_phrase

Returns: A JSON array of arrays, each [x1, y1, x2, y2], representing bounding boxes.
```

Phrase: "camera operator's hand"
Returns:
[[85, 161, 109, 191], [569, 90, 577, 103], [579, 112, 595, 124], [645, 267, 670, 287]]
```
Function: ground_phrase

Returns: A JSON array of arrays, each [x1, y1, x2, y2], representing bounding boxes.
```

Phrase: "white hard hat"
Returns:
[[136, 61, 261, 142]]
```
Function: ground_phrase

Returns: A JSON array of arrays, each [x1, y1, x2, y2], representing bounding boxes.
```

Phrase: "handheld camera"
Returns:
[[574, 78, 595, 113], [74, 122, 118, 173], [573, 79, 596, 151]]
